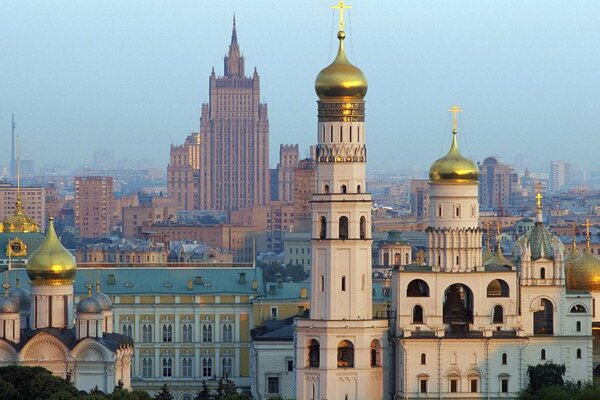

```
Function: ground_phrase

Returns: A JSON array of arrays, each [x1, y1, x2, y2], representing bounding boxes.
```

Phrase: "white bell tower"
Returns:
[[295, 3, 388, 400]]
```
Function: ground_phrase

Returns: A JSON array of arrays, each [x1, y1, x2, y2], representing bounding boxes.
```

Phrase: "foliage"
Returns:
[[194, 380, 212, 400], [260, 261, 308, 283], [518, 380, 600, 400], [154, 384, 174, 400], [0, 379, 19, 400], [527, 362, 566, 392]]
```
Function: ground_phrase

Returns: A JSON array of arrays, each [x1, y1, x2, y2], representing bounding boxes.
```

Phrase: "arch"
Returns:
[[412, 305, 424, 324], [407, 279, 430, 297], [444, 367, 462, 378], [533, 298, 554, 334], [492, 305, 504, 324], [443, 283, 474, 327], [370, 339, 381, 367], [541, 349, 546, 359], [319, 217, 327, 239], [71, 341, 110, 362], [540, 267, 546, 279], [359, 216, 366, 239], [339, 216, 349, 239], [420, 353, 426, 365], [357, 185, 361, 193], [324, 184, 330, 194], [501, 353, 507, 365], [181, 394, 194, 400], [570, 304, 587, 313], [486, 279, 510, 297], [337, 340, 354, 368], [0, 342, 17, 363], [341, 185, 347, 194], [20, 335, 68, 362], [308, 339, 320, 368]]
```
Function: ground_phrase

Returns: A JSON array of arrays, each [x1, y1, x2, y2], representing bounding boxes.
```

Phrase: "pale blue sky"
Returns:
[[1, 1, 599, 173]]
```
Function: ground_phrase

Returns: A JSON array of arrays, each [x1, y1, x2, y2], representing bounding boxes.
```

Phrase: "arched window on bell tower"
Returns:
[[320, 217, 327, 239], [360, 216, 366, 239], [339, 216, 348, 239]]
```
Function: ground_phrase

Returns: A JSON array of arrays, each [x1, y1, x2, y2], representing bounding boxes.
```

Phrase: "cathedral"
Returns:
[[0, 218, 133, 393], [293, 2, 593, 399]]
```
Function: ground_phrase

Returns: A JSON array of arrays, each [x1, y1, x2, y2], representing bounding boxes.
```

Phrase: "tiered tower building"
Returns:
[[294, 4, 388, 400]]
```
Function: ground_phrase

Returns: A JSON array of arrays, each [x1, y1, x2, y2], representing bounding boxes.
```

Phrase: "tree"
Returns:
[[154, 384, 174, 400], [0, 380, 19, 400], [194, 380, 212, 400], [527, 362, 566, 393]]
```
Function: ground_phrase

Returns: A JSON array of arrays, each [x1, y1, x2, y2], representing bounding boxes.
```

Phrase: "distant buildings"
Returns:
[[199, 18, 270, 211], [74, 176, 114, 238], [479, 156, 522, 213], [276, 144, 299, 203], [550, 160, 570, 193], [409, 179, 429, 221], [0, 183, 45, 232], [167, 133, 201, 210]]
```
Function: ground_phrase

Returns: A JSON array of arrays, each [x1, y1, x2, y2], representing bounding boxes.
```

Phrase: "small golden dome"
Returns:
[[567, 251, 600, 292], [27, 218, 76, 286], [315, 31, 368, 100], [0, 197, 39, 233], [429, 131, 479, 183]]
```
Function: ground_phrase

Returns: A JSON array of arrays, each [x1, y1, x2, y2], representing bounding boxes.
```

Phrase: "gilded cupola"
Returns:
[[429, 106, 479, 183], [26, 218, 76, 286], [566, 220, 600, 291], [314, 4, 367, 101]]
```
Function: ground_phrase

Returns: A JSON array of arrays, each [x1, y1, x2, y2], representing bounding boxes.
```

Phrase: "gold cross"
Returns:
[[535, 182, 542, 209], [448, 105, 462, 132], [586, 218, 591, 251], [332, 1, 352, 31]]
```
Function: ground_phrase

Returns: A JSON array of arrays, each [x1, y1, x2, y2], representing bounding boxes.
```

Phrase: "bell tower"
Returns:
[[294, 3, 388, 400]]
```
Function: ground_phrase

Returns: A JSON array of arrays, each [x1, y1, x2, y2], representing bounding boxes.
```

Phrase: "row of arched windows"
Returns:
[[323, 184, 362, 194], [319, 216, 367, 239], [405, 279, 510, 298], [307, 339, 381, 368], [411, 304, 505, 324], [321, 124, 361, 144]]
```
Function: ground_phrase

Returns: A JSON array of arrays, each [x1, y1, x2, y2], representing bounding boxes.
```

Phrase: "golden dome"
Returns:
[[566, 251, 600, 292], [26, 218, 76, 286], [315, 31, 367, 100], [429, 131, 479, 183], [0, 197, 39, 233]]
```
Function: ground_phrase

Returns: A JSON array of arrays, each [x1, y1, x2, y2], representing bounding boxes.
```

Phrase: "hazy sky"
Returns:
[[2, 1, 599, 173]]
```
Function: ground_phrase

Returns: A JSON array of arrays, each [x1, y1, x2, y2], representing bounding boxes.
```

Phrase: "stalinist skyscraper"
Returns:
[[294, 3, 388, 399], [199, 17, 270, 211]]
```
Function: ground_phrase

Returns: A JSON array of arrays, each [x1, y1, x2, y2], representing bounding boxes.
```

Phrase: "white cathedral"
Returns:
[[293, 3, 593, 399], [0, 219, 133, 393]]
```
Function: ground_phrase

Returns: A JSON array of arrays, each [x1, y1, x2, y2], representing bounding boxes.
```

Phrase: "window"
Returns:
[[357, 185, 361, 193], [540, 267, 546, 279], [182, 323, 193, 342], [202, 324, 213, 342], [576, 321, 581, 332], [321, 275, 325, 292], [341, 276, 346, 292], [324, 185, 329, 194], [341, 185, 347, 194], [493, 305, 504, 324], [407, 279, 430, 297], [370, 340, 381, 367], [339, 216, 349, 239], [534, 299, 554, 334], [450, 379, 458, 393], [142, 324, 152, 343], [222, 323, 233, 342], [571, 304, 587, 313], [142, 358, 152, 378], [541, 349, 546, 360], [182, 357, 193, 378], [202, 358, 213, 377], [222, 357, 233, 378], [487, 279, 510, 297], [320, 216, 327, 239], [287, 359, 294, 372], [337, 340, 354, 368], [309, 339, 320, 368], [268, 377, 279, 394], [577, 349, 582, 359], [162, 324, 172, 342], [438, 205, 442, 218], [501, 353, 507, 365], [420, 353, 426, 365], [359, 216, 366, 239], [122, 323, 132, 338], [412, 305, 424, 324], [501, 379, 509, 393], [162, 357, 172, 377], [270, 307, 278, 319], [470, 379, 478, 392], [420, 379, 428, 393]]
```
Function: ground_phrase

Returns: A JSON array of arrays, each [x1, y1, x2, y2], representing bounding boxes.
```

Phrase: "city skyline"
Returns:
[[2, 1, 600, 172]]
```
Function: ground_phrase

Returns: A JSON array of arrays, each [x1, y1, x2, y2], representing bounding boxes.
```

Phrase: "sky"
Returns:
[[1, 1, 600, 174]]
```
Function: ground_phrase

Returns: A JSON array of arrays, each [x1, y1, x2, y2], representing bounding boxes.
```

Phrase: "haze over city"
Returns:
[[2, 0, 600, 173]]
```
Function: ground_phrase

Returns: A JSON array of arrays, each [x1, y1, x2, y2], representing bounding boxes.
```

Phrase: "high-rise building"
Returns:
[[409, 179, 429, 221], [167, 133, 201, 210], [550, 160, 570, 193], [292, 158, 317, 232], [276, 144, 299, 203], [74, 176, 114, 238], [199, 18, 270, 211], [294, 11, 387, 400], [479, 156, 521, 213]]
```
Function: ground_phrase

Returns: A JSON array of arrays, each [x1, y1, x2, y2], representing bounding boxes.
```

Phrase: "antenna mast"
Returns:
[[11, 114, 15, 178]]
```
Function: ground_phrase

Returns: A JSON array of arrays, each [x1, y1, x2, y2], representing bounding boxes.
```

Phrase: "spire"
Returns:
[[496, 222, 503, 257], [586, 219, 591, 252], [534, 182, 543, 223], [231, 14, 238, 46], [572, 222, 578, 253]]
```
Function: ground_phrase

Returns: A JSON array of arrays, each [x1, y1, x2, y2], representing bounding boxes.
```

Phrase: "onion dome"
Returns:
[[566, 251, 600, 291], [26, 218, 76, 286], [0, 296, 19, 314], [315, 30, 367, 100], [8, 278, 31, 311], [76, 295, 102, 314], [382, 230, 410, 245], [92, 282, 113, 311], [0, 196, 40, 233], [429, 130, 479, 183]]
